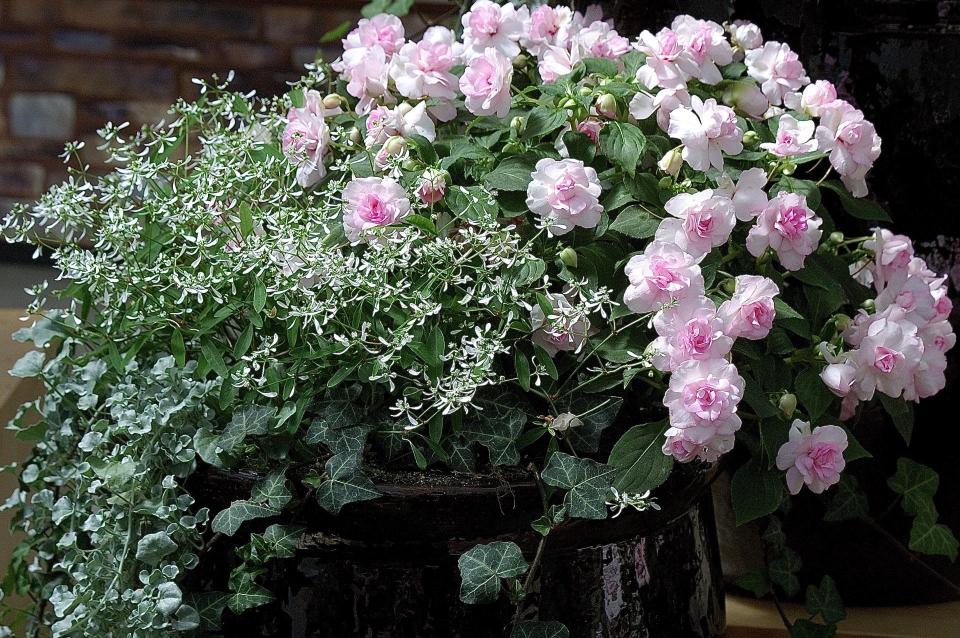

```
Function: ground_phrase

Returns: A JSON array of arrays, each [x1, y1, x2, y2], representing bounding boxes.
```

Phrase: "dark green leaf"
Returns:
[[823, 475, 869, 522], [879, 394, 914, 445], [484, 156, 535, 191], [887, 457, 939, 518], [607, 420, 673, 494], [457, 541, 529, 604], [731, 456, 784, 525], [909, 513, 959, 561], [541, 452, 616, 520], [805, 575, 846, 624], [820, 180, 890, 221], [511, 621, 570, 638], [211, 501, 279, 536], [608, 205, 659, 238], [600, 121, 646, 176], [524, 107, 569, 139], [795, 368, 834, 421]]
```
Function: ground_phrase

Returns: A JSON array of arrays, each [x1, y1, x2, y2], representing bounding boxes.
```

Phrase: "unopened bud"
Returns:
[[658, 148, 683, 177], [779, 393, 797, 418], [512, 53, 529, 68], [511, 116, 525, 133], [829, 231, 845, 245], [834, 313, 852, 331], [396, 102, 414, 116], [560, 97, 578, 110], [322, 93, 343, 110], [781, 161, 796, 176], [861, 299, 875, 311], [560, 247, 578, 268], [742, 130, 759, 146], [596, 94, 617, 119], [383, 135, 407, 155], [721, 278, 737, 294], [416, 168, 447, 205], [578, 86, 593, 96], [349, 127, 362, 144], [550, 413, 582, 433]]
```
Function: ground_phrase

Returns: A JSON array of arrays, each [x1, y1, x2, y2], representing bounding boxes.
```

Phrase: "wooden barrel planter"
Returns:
[[187, 464, 725, 637]]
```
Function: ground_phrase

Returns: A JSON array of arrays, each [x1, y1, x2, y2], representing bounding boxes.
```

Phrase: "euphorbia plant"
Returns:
[[1, 2, 956, 637]]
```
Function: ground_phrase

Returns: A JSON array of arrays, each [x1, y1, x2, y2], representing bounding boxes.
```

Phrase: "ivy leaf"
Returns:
[[194, 427, 225, 467], [219, 405, 276, 453], [541, 452, 616, 520], [315, 453, 380, 514], [909, 513, 959, 561], [186, 592, 230, 631], [557, 395, 623, 453], [253, 524, 304, 560], [135, 531, 178, 565], [10, 350, 45, 378], [768, 546, 802, 597], [227, 571, 274, 614], [735, 570, 771, 597], [731, 456, 784, 525], [483, 156, 535, 192], [805, 575, 846, 624], [523, 106, 568, 139], [879, 394, 914, 445], [511, 621, 570, 638], [823, 475, 869, 522], [887, 457, 939, 518], [448, 441, 476, 473], [608, 205, 660, 238], [251, 470, 292, 509], [211, 501, 279, 536], [600, 121, 646, 176], [607, 420, 673, 494], [457, 541, 529, 604], [460, 390, 527, 466]]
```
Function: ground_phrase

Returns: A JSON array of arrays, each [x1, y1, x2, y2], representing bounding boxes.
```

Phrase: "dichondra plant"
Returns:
[[1, 2, 956, 637]]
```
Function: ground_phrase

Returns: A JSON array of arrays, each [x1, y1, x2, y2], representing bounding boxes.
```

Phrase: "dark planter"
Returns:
[[188, 465, 725, 637]]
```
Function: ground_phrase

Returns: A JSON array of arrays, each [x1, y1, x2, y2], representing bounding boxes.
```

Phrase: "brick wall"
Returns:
[[0, 0, 452, 219]]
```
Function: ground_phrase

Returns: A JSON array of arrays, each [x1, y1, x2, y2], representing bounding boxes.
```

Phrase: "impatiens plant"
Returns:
[[1, 2, 956, 637]]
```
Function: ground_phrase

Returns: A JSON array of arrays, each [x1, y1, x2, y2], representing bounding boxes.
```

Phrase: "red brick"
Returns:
[[9, 56, 176, 100], [217, 41, 288, 70], [58, 0, 258, 38], [6, 0, 62, 25], [0, 163, 45, 198], [263, 6, 353, 43]]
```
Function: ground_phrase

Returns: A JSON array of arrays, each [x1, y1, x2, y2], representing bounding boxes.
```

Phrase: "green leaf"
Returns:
[[731, 457, 784, 525], [404, 213, 438, 235], [556, 395, 623, 453], [608, 205, 659, 238], [254, 524, 304, 560], [805, 575, 846, 624], [252, 278, 268, 313], [460, 390, 527, 466], [795, 368, 834, 421], [171, 329, 186, 366], [735, 570, 771, 597], [201, 338, 229, 378], [523, 107, 568, 139], [600, 121, 646, 176], [582, 57, 619, 76], [251, 469, 292, 509], [607, 420, 673, 494], [541, 452, 616, 520], [820, 180, 891, 221], [219, 404, 275, 453], [135, 531, 178, 565], [769, 546, 802, 597], [511, 621, 570, 638], [319, 19, 351, 43], [9, 351, 44, 378], [790, 619, 837, 638], [186, 592, 230, 631], [887, 457, 939, 518], [909, 513, 959, 561], [457, 541, 529, 604], [823, 475, 869, 522], [315, 453, 380, 514], [879, 394, 914, 445], [227, 571, 274, 614], [484, 156, 535, 191], [515, 351, 531, 392], [445, 185, 498, 223], [211, 501, 279, 536], [194, 427, 225, 467]]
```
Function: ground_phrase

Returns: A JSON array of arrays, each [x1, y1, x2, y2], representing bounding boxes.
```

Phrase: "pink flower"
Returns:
[[341, 176, 411, 243], [656, 190, 737, 259], [784, 80, 838, 117], [576, 118, 603, 143], [815, 100, 882, 197], [671, 15, 733, 84], [460, 48, 514, 118], [716, 167, 768, 221], [629, 88, 691, 132], [662, 427, 735, 463], [530, 292, 590, 357], [875, 268, 939, 328], [572, 20, 631, 61], [861, 228, 914, 290], [390, 27, 461, 109], [286, 89, 342, 123], [651, 296, 733, 372], [745, 41, 809, 105], [526, 158, 603, 235], [634, 28, 699, 90], [663, 358, 745, 444], [365, 102, 436, 147], [461, 0, 526, 60], [624, 241, 704, 313], [282, 112, 330, 188], [850, 311, 923, 400], [821, 361, 858, 398], [333, 44, 391, 114], [725, 81, 770, 119], [538, 44, 580, 83], [668, 96, 744, 171], [342, 14, 405, 56], [416, 168, 446, 205], [718, 275, 780, 340], [521, 5, 575, 55], [760, 114, 817, 157], [776, 420, 847, 495], [730, 20, 763, 55], [746, 192, 823, 271]]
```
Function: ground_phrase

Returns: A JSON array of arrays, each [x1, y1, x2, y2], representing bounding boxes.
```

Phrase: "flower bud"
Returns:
[[512, 53, 529, 68], [742, 130, 759, 146], [781, 161, 796, 176], [595, 94, 617, 119], [416, 168, 446, 205], [829, 231, 845, 245], [721, 278, 737, 294], [349, 127, 362, 144], [658, 148, 683, 177], [658, 176, 673, 189], [383, 135, 407, 155], [778, 393, 797, 418], [322, 93, 343, 110], [510, 116, 525, 134], [396, 102, 414, 116], [861, 299, 875, 311], [550, 413, 582, 433], [559, 247, 578, 268], [834, 313, 851, 331], [560, 97, 578, 110], [578, 86, 593, 97]]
